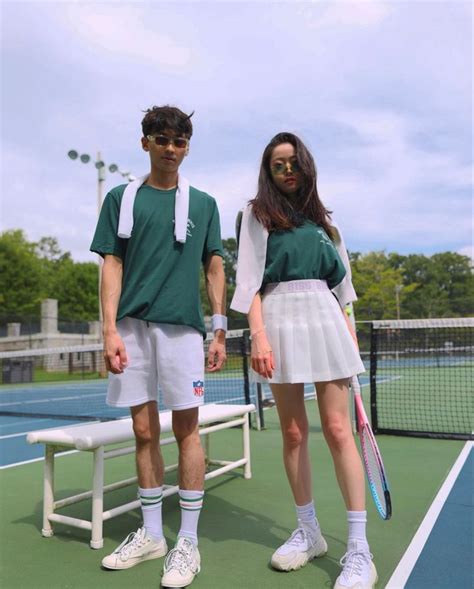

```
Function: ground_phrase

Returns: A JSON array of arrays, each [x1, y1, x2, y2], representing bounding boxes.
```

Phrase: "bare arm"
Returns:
[[204, 254, 227, 372], [248, 292, 275, 378], [101, 255, 127, 374]]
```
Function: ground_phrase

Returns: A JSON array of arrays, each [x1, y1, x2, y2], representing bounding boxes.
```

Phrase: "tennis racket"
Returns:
[[351, 374, 392, 520]]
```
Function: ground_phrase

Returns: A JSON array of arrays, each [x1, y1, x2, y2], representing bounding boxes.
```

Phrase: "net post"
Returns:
[[256, 384, 265, 431], [241, 330, 255, 428], [370, 322, 379, 433]]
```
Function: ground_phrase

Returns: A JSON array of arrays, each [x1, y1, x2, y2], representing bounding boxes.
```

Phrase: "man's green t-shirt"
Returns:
[[90, 184, 224, 336], [262, 221, 346, 289]]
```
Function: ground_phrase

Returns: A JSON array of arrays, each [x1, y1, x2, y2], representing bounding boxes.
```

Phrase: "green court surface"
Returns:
[[0, 402, 465, 589], [375, 365, 473, 436]]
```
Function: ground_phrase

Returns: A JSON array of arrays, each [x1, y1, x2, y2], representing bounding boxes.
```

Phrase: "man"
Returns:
[[90, 105, 227, 587]]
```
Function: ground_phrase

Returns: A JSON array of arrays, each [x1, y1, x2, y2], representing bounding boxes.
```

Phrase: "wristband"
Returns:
[[211, 314, 227, 333]]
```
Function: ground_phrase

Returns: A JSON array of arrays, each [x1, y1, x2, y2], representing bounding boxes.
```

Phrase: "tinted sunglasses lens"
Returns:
[[173, 138, 188, 149], [271, 163, 286, 174], [271, 161, 300, 175], [154, 135, 170, 147]]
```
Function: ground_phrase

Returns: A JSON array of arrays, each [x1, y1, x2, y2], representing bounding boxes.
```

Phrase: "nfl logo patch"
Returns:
[[193, 380, 204, 397]]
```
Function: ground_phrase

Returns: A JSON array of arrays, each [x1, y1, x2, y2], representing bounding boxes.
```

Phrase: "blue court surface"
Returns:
[[0, 376, 370, 467], [0, 378, 471, 587], [386, 442, 473, 589]]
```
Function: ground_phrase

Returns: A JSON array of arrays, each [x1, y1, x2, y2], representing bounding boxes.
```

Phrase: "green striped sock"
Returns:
[[178, 489, 204, 544], [139, 486, 163, 541]]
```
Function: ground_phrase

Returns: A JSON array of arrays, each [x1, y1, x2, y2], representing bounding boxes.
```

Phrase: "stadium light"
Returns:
[[395, 284, 403, 320], [67, 150, 135, 322]]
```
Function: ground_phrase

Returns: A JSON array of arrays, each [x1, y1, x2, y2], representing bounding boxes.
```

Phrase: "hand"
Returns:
[[103, 331, 128, 374], [251, 331, 275, 379], [206, 330, 226, 372]]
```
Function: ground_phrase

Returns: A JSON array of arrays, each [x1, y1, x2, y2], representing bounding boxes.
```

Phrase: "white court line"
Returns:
[[0, 416, 59, 430], [0, 449, 78, 470], [0, 430, 39, 440], [385, 441, 473, 589], [0, 392, 106, 408]]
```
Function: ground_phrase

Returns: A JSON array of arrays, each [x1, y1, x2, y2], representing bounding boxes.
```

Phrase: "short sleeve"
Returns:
[[325, 258, 347, 290], [202, 199, 224, 264], [90, 190, 127, 259]]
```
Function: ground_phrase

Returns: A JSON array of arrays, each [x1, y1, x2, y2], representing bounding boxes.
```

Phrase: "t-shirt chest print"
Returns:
[[317, 229, 337, 252]]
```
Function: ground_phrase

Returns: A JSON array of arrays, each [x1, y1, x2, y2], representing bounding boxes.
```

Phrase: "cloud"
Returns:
[[458, 244, 473, 263], [296, 1, 392, 29], [1, 0, 471, 262], [57, 3, 194, 69]]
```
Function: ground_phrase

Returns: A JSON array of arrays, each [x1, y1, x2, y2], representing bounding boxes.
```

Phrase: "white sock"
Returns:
[[347, 510, 369, 548], [139, 486, 163, 541], [178, 489, 204, 545], [296, 500, 320, 536]]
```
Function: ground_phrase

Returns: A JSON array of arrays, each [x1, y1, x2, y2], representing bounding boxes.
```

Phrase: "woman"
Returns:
[[230, 133, 377, 589]]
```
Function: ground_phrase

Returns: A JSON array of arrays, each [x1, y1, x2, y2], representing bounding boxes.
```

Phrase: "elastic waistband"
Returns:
[[264, 279, 329, 295]]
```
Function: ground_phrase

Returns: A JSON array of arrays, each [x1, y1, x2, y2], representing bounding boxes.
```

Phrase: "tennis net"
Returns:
[[370, 318, 473, 440], [0, 331, 252, 422]]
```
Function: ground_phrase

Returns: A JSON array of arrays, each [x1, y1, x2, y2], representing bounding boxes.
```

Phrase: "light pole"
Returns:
[[67, 150, 135, 322], [395, 284, 403, 321]]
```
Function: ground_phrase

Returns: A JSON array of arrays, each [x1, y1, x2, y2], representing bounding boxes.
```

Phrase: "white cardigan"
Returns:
[[230, 204, 357, 314]]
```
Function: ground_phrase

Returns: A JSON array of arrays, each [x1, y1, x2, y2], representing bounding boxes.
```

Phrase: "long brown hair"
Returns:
[[250, 132, 335, 238]]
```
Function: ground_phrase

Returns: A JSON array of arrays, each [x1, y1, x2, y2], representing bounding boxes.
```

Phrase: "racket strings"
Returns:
[[361, 427, 388, 518]]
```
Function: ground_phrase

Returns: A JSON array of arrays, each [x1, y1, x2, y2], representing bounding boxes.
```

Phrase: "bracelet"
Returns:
[[249, 326, 266, 340], [211, 314, 227, 333]]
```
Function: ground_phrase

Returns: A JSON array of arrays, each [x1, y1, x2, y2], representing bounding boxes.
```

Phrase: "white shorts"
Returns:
[[107, 317, 205, 411], [252, 279, 366, 384]]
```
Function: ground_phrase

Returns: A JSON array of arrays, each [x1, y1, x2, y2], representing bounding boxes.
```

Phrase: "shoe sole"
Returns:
[[271, 537, 328, 572], [161, 565, 201, 587], [102, 546, 168, 570], [333, 561, 378, 589]]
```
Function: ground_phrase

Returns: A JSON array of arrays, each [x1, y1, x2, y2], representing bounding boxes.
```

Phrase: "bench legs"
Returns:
[[243, 414, 252, 479], [42, 445, 55, 538], [39, 414, 253, 548], [91, 446, 104, 549]]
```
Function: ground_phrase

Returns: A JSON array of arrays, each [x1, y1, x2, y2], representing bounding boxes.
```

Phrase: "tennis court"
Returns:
[[0, 402, 471, 588], [0, 320, 472, 587]]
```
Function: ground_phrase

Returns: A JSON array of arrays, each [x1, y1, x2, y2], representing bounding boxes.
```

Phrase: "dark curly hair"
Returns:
[[250, 132, 334, 239], [141, 105, 194, 138]]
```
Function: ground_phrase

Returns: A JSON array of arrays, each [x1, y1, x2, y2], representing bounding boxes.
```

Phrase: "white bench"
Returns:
[[27, 403, 255, 549]]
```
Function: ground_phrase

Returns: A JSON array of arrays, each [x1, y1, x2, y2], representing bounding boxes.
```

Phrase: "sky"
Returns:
[[1, 0, 472, 263]]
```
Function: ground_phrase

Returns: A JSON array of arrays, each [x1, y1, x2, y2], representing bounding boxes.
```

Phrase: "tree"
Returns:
[[351, 251, 417, 320], [52, 259, 99, 321], [222, 238, 237, 286], [0, 230, 45, 317], [389, 252, 473, 318]]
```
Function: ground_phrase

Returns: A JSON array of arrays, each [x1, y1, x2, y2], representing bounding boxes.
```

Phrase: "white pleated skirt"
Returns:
[[252, 279, 366, 384]]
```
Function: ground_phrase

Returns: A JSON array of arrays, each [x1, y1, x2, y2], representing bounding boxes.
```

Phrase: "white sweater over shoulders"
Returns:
[[230, 204, 357, 314]]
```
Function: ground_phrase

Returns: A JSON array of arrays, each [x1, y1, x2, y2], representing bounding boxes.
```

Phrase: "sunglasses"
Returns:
[[147, 134, 189, 149], [271, 160, 301, 175]]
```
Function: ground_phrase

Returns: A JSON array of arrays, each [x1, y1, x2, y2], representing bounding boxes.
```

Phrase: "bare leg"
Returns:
[[316, 379, 365, 511], [172, 407, 205, 490], [131, 401, 164, 488], [271, 383, 312, 505]]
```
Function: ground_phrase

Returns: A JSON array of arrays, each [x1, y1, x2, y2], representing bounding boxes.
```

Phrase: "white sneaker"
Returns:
[[101, 527, 167, 570], [161, 537, 201, 587], [334, 540, 378, 589], [271, 526, 328, 571]]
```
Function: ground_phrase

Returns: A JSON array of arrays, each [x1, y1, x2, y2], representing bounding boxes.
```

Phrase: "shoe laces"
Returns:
[[285, 527, 310, 548], [115, 527, 147, 558], [164, 538, 197, 576], [339, 547, 372, 581]]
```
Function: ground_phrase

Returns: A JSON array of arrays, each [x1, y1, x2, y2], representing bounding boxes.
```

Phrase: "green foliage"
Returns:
[[222, 238, 237, 286], [0, 230, 45, 317], [1, 230, 472, 325], [351, 250, 473, 320], [0, 230, 98, 322]]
